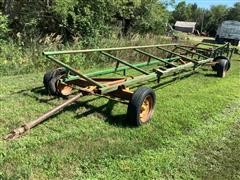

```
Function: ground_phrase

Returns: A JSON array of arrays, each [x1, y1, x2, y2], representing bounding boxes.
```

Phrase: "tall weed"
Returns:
[[0, 34, 172, 76]]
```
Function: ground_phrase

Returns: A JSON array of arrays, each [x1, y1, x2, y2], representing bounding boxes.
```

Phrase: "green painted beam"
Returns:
[[134, 48, 177, 67], [100, 73, 157, 94], [99, 58, 213, 94], [43, 44, 178, 56], [86, 60, 159, 77], [101, 51, 150, 75], [86, 57, 179, 77], [196, 42, 220, 48], [64, 57, 180, 82], [214, 43, 229, 51], [46, 56, 105, 87], [176, 46, 209, 59], [154, 58, 213, 77], [157, 47, 198, 63]]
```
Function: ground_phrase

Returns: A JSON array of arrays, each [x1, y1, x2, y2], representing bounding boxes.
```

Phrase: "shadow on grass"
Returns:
[[12, 71, 198, 129], [25, 73, 197, 128], [146, 69, 218, 91], [204, 73, 218, 77], [0, 86, 45, 101], [3, 68, 218, 129], [75, 99, 128, 127], [16, 86, 63, 106], [151, 71, 197, 90], [39, 96, 129, 128], [1, 84, 129, 127], [0, 86, 60, 105]]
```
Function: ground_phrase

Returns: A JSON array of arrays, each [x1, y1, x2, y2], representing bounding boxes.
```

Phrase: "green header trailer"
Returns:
[[4, 42, 234, 140]]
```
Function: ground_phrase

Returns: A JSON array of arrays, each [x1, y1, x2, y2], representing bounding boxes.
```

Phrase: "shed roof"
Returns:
[[175, 21, 196, 28]]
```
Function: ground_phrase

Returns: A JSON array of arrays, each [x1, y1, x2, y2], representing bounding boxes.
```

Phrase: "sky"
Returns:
[[171, 0, 238, 9]]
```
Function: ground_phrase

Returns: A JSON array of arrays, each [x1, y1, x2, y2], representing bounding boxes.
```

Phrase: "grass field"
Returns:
[[0, 53, 240, 179]]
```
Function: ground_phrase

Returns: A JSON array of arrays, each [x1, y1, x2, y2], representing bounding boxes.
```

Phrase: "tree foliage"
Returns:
[[0, 0, 171, 44], [0, 0, 239, 44], [0, 12, 9, 40], [205, 5, 228, 36], [227, 2, 240, 22]]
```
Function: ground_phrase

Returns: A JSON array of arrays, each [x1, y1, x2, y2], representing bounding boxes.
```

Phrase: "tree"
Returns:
[[0, 0, 173, 44], [172, 1, 191, 21], [134, 0, 169, 34], [111, 0, 169, 36], [0, 12, 9, 40], [205, 5, 228, 36], [2, 0, 14, 15], [226, 2, 240, 21]]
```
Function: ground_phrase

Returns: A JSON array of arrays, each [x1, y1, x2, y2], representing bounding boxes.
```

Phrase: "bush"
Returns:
[[0, 13, 9, 40], [0, 34, 171, 76]]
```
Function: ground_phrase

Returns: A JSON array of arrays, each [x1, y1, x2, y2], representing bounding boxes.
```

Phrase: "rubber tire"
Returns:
[[43, 70, 53, 90], [43, 68, 66, 95], [212, 56, 231, 72], [215, 59, 229, 78], [231, 40, 239, 46], [127, 87, 156, 126], [48, 76, 61, 96]]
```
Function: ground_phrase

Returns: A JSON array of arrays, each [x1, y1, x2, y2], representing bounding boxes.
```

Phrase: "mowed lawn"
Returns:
[[0, 55, 240, 179]]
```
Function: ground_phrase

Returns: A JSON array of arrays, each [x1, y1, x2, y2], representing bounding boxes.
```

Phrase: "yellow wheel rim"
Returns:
[[57, 83, 73, 96], [139, 95, 153, 123]]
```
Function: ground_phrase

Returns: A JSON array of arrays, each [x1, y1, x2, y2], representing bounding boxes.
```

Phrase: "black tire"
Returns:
[[127, 87, 156, 126], [43, 68, 66, 95], [48, 76, 60, 96], [43, 70, 53, 90], [212, 56, 231, 72], [231, 40, 239, 46], [215, 59, 229, 78], [236, 40, 239, 46]]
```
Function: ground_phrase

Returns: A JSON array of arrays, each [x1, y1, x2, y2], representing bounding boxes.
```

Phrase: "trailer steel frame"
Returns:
[[4, 42, 234, 140]]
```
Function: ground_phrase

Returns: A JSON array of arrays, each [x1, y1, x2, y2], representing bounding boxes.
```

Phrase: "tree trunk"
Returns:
[[122, 19, 131, 36], [44, 0, 52, 7], [3, 0, 14, 15]]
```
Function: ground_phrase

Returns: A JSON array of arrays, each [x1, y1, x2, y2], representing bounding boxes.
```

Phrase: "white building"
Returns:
[[174, 21, 196, 33]]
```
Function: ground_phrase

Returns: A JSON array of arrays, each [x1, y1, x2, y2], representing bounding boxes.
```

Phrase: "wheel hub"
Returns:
[[140, 95, 153, 123], [57, 82, 73, 96]]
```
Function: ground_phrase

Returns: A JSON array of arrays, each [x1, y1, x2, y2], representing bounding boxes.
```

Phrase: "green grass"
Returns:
[[0, 55, 240, 179]]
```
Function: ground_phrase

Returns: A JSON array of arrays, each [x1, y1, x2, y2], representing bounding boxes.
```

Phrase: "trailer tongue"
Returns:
[[4, 43, 234, 140]]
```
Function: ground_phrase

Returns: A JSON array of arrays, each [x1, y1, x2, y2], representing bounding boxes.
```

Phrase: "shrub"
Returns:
[[0, 13, 9, 40]]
